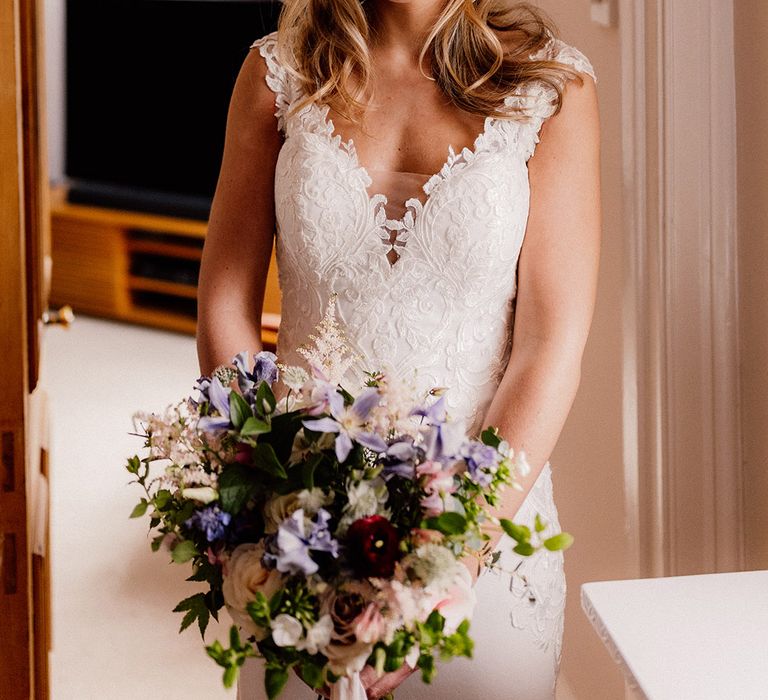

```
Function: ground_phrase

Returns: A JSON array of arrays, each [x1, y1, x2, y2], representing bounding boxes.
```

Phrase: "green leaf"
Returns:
[[126, 455, 141, 475], [301, 454, 322, 490], [423, 512, 467, 535], [173, 592, 210, 637], [223, 665, 239, 689], [268, 588, 284, 615], [240, 416, 271, 436], [299, 660, 324, 689], [417, 652, 436, 684], [218, 464, 259, 513], [229, 390, 253, 429], [171, 539, 198, 564], [154, 489, 173, 510], [253, 443, 287, 479], [129, 499, 148, 518], [534, 513, 547, 533], [543, 532, 574, 551], [479, 426, 501, 448], [513, 541, 536, 556], [256, 380, 277, 415], [499, 518, 531, 543], [265, 667, 289, 699]]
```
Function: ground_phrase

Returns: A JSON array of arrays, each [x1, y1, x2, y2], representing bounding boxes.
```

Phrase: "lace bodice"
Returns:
[[250, 30, 597, 437]]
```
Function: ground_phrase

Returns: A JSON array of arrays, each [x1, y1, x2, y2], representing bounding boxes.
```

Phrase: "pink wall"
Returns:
[[734, 0, 768, 571], [532, 2, 631, 698]]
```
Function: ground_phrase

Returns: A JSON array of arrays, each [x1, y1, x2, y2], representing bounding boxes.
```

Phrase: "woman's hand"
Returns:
[[295, 661, 417, 700]]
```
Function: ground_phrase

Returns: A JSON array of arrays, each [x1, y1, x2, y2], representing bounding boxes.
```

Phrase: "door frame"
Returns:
[[619, 0, 744, 577]]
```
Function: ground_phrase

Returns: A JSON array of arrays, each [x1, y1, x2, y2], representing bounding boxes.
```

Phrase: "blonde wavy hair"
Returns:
[[273, 0, 583, 125]]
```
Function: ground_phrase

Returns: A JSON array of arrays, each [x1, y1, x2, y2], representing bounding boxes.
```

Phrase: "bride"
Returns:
[[196, 0, 600, 697]]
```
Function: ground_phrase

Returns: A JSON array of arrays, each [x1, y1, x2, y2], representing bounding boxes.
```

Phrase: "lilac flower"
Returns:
[[460, 441, 500, 487], [380, 439, 419, 479], [190, 375, 211, 408], [233, 350, 279, 398], [185, 505, 231, 542], [409, 395, 447, 425], [301, 387, 387, 462], [197, 376, 232, 433], [422, 420, 466, 464], [264, 508, 339, 576]]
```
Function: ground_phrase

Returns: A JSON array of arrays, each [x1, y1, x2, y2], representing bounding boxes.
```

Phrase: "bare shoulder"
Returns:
[[224, 39, 281, 145]]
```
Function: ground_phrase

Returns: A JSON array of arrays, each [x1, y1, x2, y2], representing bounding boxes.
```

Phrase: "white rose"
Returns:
[[271, 613, 303, 647], [222, 542, 282, 640]]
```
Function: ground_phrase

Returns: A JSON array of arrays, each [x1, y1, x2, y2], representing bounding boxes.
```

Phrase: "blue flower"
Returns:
[[264, 508, 339, 576], [301, 387, 387, 462], [185, 505, 232, 542]]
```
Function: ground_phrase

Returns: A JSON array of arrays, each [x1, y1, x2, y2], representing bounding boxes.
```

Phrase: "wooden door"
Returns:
[[1, 0, 61, 696]]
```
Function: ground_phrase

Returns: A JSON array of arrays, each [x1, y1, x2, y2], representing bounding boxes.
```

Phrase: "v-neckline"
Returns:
[[314, 101, 498, 225]]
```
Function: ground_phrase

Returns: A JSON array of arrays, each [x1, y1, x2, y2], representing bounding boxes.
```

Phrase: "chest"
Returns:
[[325, 79, 489, 176]]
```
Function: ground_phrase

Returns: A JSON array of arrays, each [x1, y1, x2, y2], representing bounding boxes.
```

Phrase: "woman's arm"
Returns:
[[479, 70, 602, 553], [196, 46, 283, 376]]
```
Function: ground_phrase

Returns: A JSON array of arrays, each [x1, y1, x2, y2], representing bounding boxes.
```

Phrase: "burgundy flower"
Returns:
[[234, 441, 252, 464], [346, 515, 400, 578]]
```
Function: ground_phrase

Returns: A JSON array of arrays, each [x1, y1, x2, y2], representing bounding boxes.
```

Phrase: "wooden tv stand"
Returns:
[[48, 183, 281, 348]]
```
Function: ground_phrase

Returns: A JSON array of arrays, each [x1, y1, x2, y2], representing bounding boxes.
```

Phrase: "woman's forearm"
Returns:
[[195, 310, 265, 377], [477, 344, 583, 550]]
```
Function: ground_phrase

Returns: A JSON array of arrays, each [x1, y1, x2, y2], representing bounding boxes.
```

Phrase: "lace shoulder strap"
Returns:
[[249, 30, 295, 135], [508, 35, 598, 161]]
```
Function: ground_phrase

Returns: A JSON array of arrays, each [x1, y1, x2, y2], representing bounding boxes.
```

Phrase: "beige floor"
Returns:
[[44, 315, 232, 699], [43, 314, 581, 700]]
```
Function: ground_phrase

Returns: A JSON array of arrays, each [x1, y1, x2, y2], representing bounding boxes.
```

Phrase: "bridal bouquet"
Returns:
[[126, 296, 572, 699]]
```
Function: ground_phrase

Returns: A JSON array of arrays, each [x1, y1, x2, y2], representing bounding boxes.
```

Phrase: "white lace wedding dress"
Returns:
[[237, 29, 597, 700]]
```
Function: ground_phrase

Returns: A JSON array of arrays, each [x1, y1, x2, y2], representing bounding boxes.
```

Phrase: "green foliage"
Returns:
[[229, 390, 253, 429], [171, 539, 198, 564], [499, 519, 531, 543], [543, 532, 574, 551], [174, 592, 210, 637], [206, 625, 258, 689], [129, 499, 148, 518], [256, 380, 277, 416], [252, 442, 288, 479], [299, 659, 324, 689], [422, 512, 467, 536], [240, 416, 271, 436], [218, 464, 259, 514], [479, 426, 502, 448], [265, 667, 289, 699]]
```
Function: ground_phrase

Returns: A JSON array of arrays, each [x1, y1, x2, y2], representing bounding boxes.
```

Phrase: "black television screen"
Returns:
[[65, 0, 281, 220]]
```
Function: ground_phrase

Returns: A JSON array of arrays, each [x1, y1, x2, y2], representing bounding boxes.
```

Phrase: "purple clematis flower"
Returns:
[[263, 508, 339, 576], [380, 439, 419, 479], [301, 387, 388, 462], [422, 420, 466, 464], [197, 376, 232, 433], [409, 395, 448, 425], [233, 350, 279, 398]]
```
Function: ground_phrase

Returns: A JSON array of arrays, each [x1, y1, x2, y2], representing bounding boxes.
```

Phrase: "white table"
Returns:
[[581, 570, 768, 700]]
